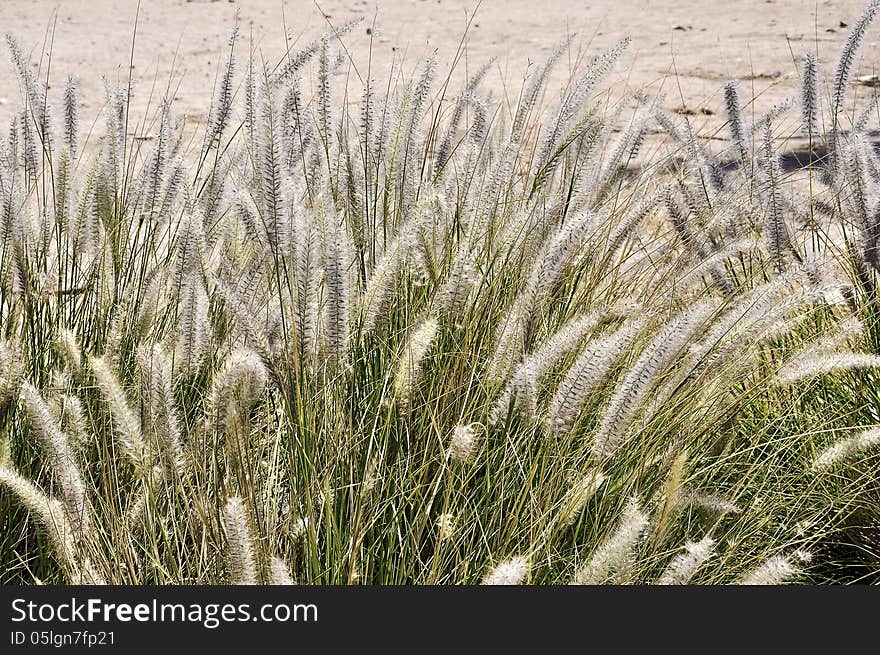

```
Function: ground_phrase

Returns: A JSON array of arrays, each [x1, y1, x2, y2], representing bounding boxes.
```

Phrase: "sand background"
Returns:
[[1, 0, 879, 156]]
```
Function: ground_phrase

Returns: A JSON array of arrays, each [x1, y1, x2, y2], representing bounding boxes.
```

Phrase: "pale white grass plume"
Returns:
[[223, 496, 258, 585], [592, 301, 716, 459], [269, 557, 295, 585], [62, 75, 78, 155], [437, 513, 456, 540], [774, 352, 880, 385], [800, 53, 821, 139], [482, 556, 530, 585], [176, 272, 211, 379], [548, 319, 644, 436], [448, 423, 481, 464], [570, 496, 649, 585], [739, 550, 811, 585], [393, 315, 439, 405], [0, 466, 99, 583], [324, 205, 354, 366], [435, 245, 478, 318], [19, 381, 90, 537], [832, 0, 880, 126], [657, 537, 715, 585], [54, 394, 90, 452], [136, 343, 185, 474], [680, 491, 741, 516], [90, 356, 151, 474], [210, 348, 269, 432], [56, 329, 83, 377], [811, 427, 880, 472], [495, 311, 603, 423], [556, 469, 607, 528], [724, 81, 749, 170]]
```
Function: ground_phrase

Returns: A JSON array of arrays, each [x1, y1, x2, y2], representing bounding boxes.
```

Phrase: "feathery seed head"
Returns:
[[449, 423, 481, 464], [0, 466, 86, 581], [288, 515, 310, 541], [90, 356, 151, 473], [801, 53, 820, 137], [680, 491, 741, 516], [739, 552, 806, 585], [223, 496, 257, 585], [269, 557, 295, 585], [482, 556, 529, 585], [63, 76, 79, 155], [19, 381, 90, 537], [210, 348, 269, 433], [657, 536, 714, 585], [0, 341, 23, 407], [393, 315, 439, 405], [557, 469, 607, 527], [56, 329, 83, 376], [570, 496, 648, 585], [811, 427, 880, 471], [775, 351, 880, 385]]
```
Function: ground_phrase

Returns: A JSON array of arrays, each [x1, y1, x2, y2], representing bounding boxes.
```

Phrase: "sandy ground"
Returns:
[[1, 0, 879, 155]]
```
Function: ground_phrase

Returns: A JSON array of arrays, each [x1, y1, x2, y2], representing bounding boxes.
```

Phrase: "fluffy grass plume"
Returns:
[[570, 497, 649, 585], [811, 428, 880, 472], [482, 557, 530, 585], [739, 551, 811, 585], [657, 537, 715, 585], [223, 497, 258, 586]]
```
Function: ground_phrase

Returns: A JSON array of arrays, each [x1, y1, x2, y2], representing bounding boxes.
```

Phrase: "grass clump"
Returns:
[[1, 4, 880, 585]]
